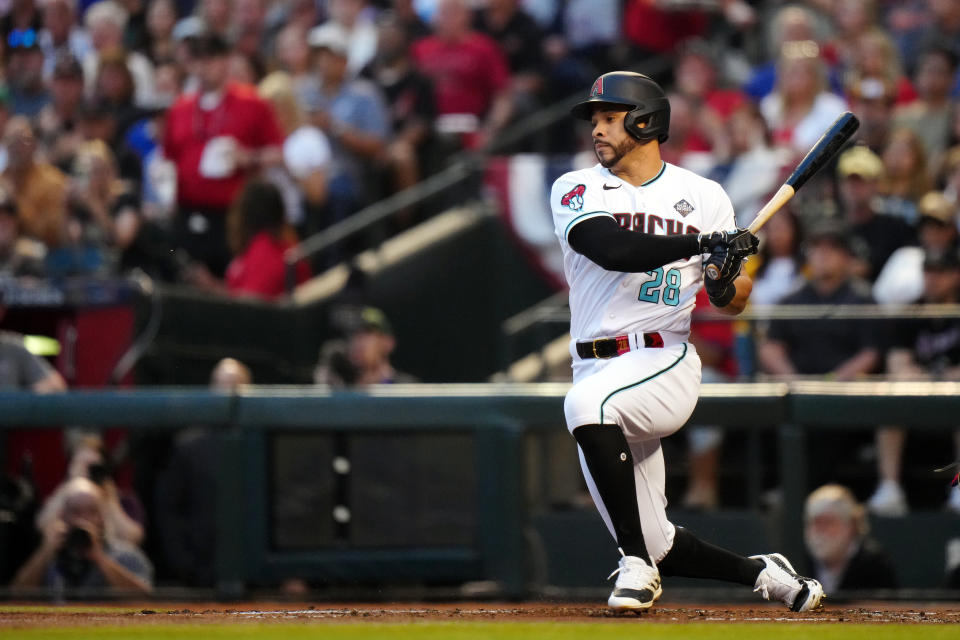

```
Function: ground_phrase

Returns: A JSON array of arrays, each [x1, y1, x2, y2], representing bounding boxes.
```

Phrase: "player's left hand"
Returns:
[[697, 228, 759, 257], [726, 228, 759, 259]]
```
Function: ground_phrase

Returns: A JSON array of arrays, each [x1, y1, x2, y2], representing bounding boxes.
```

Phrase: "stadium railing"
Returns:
[[1, 383, 958, 598]]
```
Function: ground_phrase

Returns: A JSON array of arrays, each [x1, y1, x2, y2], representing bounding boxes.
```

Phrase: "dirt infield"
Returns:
[[3, 602, 960, 628]]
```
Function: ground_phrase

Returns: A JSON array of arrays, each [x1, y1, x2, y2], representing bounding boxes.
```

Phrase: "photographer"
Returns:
[[36, 434, 144, 546], [314, 306, 416, 386], [11, 477, 153, 594]]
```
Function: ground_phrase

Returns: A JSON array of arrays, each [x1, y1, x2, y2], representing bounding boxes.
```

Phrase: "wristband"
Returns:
[[706, 280, 735, 307]]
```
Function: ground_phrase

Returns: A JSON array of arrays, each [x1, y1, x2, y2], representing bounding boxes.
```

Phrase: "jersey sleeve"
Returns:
[[550, 174, 615, 244]]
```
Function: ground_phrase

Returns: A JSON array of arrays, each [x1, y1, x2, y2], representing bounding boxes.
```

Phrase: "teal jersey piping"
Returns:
[[599, 343, 688, 423], [564, 211, 615, 241], [641, 162, 667, 186]]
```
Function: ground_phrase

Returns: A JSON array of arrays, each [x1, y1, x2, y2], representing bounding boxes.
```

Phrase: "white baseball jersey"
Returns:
[[551, 161, 736, 347]]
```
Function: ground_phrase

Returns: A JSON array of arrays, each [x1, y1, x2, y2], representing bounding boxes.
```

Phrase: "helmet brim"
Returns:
[[570, 99, 635, 121]]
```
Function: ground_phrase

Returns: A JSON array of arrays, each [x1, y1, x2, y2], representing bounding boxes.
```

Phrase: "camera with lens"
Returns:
[[55, 526, 94, 586], [86, 462, 111, 486]]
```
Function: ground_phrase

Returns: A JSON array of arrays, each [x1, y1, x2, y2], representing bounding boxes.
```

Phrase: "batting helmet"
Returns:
[[570, 72, 670, 143]]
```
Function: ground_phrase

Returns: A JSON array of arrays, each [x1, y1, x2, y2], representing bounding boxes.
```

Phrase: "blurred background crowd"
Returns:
[[0, 0, 951, 296], [0, 0, 960, 598]]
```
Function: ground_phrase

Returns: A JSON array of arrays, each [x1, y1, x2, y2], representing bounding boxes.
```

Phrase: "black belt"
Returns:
[[576, 332, 664, 359]]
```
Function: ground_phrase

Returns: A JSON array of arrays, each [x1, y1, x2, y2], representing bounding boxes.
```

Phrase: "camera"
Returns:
[[55, 527, 93, 586], [87, 463, 111, 486]]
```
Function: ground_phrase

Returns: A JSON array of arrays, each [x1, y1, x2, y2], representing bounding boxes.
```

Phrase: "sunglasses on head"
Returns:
[[7, 28, 37, 50]]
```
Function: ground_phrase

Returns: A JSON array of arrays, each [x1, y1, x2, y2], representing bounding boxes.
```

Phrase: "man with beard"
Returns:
[[551, 71, 823, 613], [163, 33, 284, 276]]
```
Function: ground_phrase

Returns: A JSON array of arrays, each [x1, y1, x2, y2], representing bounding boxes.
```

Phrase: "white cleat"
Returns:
[[751, 553, 825, 612], [606, 549, 662, 611]]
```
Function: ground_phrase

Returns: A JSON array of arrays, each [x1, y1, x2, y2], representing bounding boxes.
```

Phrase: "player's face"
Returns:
[[590, 108, 639, 169]]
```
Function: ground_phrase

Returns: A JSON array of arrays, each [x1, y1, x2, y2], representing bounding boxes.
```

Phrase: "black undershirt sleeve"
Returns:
[[567, 215, 702, 272]]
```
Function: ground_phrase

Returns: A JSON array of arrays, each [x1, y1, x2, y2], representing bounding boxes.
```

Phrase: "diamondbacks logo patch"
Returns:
[[561, 184, 586, 211], [590, 76, 603, 98], [673, 199, 695, 217]]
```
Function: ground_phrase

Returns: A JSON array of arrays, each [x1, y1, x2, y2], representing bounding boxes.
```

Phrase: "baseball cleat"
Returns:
[[606, 549, 662, 611], [750, 553, 825, 612]]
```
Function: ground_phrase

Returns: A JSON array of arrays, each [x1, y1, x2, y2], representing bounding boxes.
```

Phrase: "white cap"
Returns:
[[172, 16, 206, 42], [308, 23, 350, 57]]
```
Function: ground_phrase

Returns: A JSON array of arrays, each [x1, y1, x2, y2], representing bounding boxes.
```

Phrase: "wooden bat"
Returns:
[[705, 111, 860, 280], [748, 111, 860, 235]]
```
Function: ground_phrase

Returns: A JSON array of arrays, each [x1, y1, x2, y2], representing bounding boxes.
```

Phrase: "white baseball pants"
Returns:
[[564, 342, 702, 562]]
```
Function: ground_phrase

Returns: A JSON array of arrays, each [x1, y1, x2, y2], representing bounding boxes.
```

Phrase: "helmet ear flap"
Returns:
[[623, 102, 670, 143], [623, 109, 648, 141]]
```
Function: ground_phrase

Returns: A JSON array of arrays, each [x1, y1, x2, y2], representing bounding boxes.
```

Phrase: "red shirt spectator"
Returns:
[[691, 288, 737, 378], [225, 231, 309, 300], [624, 0, 709, 55], [163, 82, 284, 210], [411, 31, 510, 118], [185, 179, 310, 300]]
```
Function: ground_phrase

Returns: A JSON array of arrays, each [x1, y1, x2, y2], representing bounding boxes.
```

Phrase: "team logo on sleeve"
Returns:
[[673, 199, 695, 217], [561, 184, 586, 211]]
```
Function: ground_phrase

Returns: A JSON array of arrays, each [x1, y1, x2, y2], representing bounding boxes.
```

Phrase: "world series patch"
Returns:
[[673, 199, 694, 217]]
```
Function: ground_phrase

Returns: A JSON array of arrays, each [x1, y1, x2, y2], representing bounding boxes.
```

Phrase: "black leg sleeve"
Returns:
[[572, 423, 649, 562], [658, 526, 765, 586]]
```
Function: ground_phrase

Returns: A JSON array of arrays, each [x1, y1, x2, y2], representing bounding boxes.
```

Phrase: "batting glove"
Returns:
[[697, 228, 759, 257], [704, 246, 743, 284]]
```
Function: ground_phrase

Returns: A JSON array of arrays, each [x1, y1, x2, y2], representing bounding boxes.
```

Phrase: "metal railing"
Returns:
[[504, 301, 960, 336], [501, 299, 960, 372]]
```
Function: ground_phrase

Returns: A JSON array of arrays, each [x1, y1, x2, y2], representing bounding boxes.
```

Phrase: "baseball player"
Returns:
[[552, 71, 825, 612]]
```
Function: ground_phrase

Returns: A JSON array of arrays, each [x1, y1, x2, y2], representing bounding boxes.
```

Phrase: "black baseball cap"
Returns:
[[191, 33, 230, 58], [805, 219, 853, 254], [353, 307, 393, 335]]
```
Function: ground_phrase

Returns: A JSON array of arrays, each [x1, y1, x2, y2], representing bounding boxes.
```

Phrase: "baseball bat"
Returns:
[[748, 111, 860, 235], [705, 111, 860, 280]]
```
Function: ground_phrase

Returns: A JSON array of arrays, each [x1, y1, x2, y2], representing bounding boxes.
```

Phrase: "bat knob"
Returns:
[[705, 264, 720, 280]]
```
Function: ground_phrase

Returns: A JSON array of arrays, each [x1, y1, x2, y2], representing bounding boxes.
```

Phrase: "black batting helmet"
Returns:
[[571, 72, 670, 143]]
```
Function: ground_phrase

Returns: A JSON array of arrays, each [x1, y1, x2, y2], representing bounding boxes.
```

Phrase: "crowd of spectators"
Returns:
[[0, 0, 951, 300]]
